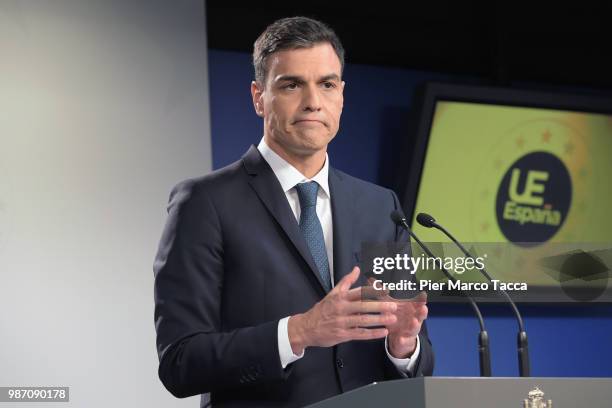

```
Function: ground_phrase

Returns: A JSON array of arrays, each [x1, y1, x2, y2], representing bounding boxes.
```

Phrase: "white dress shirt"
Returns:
[[256, 138, 419, 375]]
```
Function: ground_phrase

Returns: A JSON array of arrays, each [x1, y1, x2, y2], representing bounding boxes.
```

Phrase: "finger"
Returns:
[[416, 304, 428, 321], [345, 286, 363, 301], [344, 312, 396, 328], [361, 284, 390, 301], [344, 300, 397, 314], [346, 285, 388, 302], [347, 327, 389, 341], [364, 277, 393, 298], [400, 291, 427, 307], [336, 266, 360, 293], [413, 291, 428, 304]]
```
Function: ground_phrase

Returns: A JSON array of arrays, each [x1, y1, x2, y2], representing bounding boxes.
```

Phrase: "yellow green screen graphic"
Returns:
[[411, 101, 612, 291]]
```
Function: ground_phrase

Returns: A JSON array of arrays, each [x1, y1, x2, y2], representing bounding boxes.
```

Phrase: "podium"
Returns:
[[307, 377, 612, 407]]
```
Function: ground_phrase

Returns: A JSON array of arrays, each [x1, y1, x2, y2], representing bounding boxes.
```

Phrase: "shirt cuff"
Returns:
[[278, 316, 305, 369], [385, 335, 421, 376]]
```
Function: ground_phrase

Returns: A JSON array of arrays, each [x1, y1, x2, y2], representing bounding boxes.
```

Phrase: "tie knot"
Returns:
[[295, 181, 319, 208]]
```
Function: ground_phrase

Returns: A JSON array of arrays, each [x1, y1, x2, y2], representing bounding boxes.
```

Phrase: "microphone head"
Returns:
[[390, 210, 406, 226], [416, 212, 437, 228]]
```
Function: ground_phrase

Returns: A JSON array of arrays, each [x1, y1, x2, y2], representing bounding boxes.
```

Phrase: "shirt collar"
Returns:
[[257, 137, 330, 197]]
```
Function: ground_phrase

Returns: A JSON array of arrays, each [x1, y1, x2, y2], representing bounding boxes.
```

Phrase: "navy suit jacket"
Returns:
[[153, 146, 434, 407]]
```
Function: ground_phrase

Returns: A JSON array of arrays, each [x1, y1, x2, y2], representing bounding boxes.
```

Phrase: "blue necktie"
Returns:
[[295, 182, 331, 292]]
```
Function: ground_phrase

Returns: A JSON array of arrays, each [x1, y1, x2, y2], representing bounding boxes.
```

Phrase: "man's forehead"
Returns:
[[266, 44, 342, 79]]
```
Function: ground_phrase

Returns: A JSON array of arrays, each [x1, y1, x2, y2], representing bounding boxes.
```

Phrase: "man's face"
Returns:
[[251, 42, 344, 158]]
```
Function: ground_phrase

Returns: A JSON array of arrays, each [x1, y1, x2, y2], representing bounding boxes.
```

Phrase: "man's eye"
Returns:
[[323, 82, 336, 89], [284, 83, 298, 90]]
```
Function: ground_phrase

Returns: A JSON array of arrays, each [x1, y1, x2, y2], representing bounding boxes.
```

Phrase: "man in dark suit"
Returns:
[[154, 16, 433, 407]]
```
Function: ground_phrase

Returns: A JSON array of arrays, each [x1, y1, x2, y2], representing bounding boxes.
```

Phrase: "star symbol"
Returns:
[[542, 129, 552, 143]]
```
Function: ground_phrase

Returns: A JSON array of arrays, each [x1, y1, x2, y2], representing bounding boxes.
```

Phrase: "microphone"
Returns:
[[416, 212, 530, 377], [390, 210, 492, 377]]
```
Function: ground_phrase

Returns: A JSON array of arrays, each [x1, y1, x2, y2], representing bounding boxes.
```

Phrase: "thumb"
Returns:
[[336, 266, 360, 293], [412, 291, 428, 305]]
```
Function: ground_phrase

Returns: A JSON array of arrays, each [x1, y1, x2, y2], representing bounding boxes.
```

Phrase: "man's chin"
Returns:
[[295, 132, 335, 149], [269, 132, 335, 158], [292, 140, 331, 157]]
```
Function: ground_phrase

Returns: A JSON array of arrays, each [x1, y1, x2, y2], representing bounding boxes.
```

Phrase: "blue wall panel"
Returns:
[[208, 49, 612, 377]]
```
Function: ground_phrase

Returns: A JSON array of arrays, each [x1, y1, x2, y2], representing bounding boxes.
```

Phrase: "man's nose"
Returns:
[[302, 84, 322, 112]]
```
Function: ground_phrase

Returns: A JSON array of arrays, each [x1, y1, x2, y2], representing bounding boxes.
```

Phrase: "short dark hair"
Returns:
[[253, 16, 345, 85]]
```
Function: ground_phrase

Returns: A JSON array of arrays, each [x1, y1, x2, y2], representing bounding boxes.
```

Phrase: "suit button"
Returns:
[[336, 358, 344, 368]]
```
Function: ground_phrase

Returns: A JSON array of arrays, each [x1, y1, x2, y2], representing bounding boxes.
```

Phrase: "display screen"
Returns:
[[408, 94, 612, 300]]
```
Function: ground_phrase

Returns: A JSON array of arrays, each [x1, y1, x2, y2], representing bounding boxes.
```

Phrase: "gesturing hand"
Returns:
[[288, 267, 398, 355], [365, 277, 428, 358], [386, 292, 428, 358]]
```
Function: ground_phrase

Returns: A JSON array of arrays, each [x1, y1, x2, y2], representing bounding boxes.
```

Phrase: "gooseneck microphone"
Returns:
[[390, 210, 492, 377], [416, 212, 530, 377]]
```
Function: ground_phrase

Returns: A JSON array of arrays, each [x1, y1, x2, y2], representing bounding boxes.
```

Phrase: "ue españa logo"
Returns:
[[496, 151, 572, 245]]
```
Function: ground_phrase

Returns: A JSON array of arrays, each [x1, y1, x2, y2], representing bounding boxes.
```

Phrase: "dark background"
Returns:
[[207, 1, 612, 92]]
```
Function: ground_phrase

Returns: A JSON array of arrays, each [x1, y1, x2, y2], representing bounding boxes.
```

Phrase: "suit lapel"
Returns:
[[329, 168, 356, 286], [242, 146, 328, 294]]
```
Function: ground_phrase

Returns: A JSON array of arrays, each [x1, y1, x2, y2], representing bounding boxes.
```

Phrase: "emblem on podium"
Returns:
[[523, 386, 552, 408]]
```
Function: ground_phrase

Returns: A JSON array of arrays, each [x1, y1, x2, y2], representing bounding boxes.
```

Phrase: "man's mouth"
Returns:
[[294, 119, 326, 126]]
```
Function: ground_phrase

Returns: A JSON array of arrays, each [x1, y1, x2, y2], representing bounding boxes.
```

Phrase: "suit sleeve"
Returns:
[[153, 180, 291, 398], [384, 190, 435, 378]]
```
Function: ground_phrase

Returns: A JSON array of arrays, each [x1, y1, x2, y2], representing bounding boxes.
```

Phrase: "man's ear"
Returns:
[[251, 81, 264, 118]]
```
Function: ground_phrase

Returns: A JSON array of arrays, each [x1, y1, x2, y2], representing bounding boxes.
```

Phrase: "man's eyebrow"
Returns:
[[274, 74, 342, 83], [319, 74, 341, 82], [275, 75, 306, 84]]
